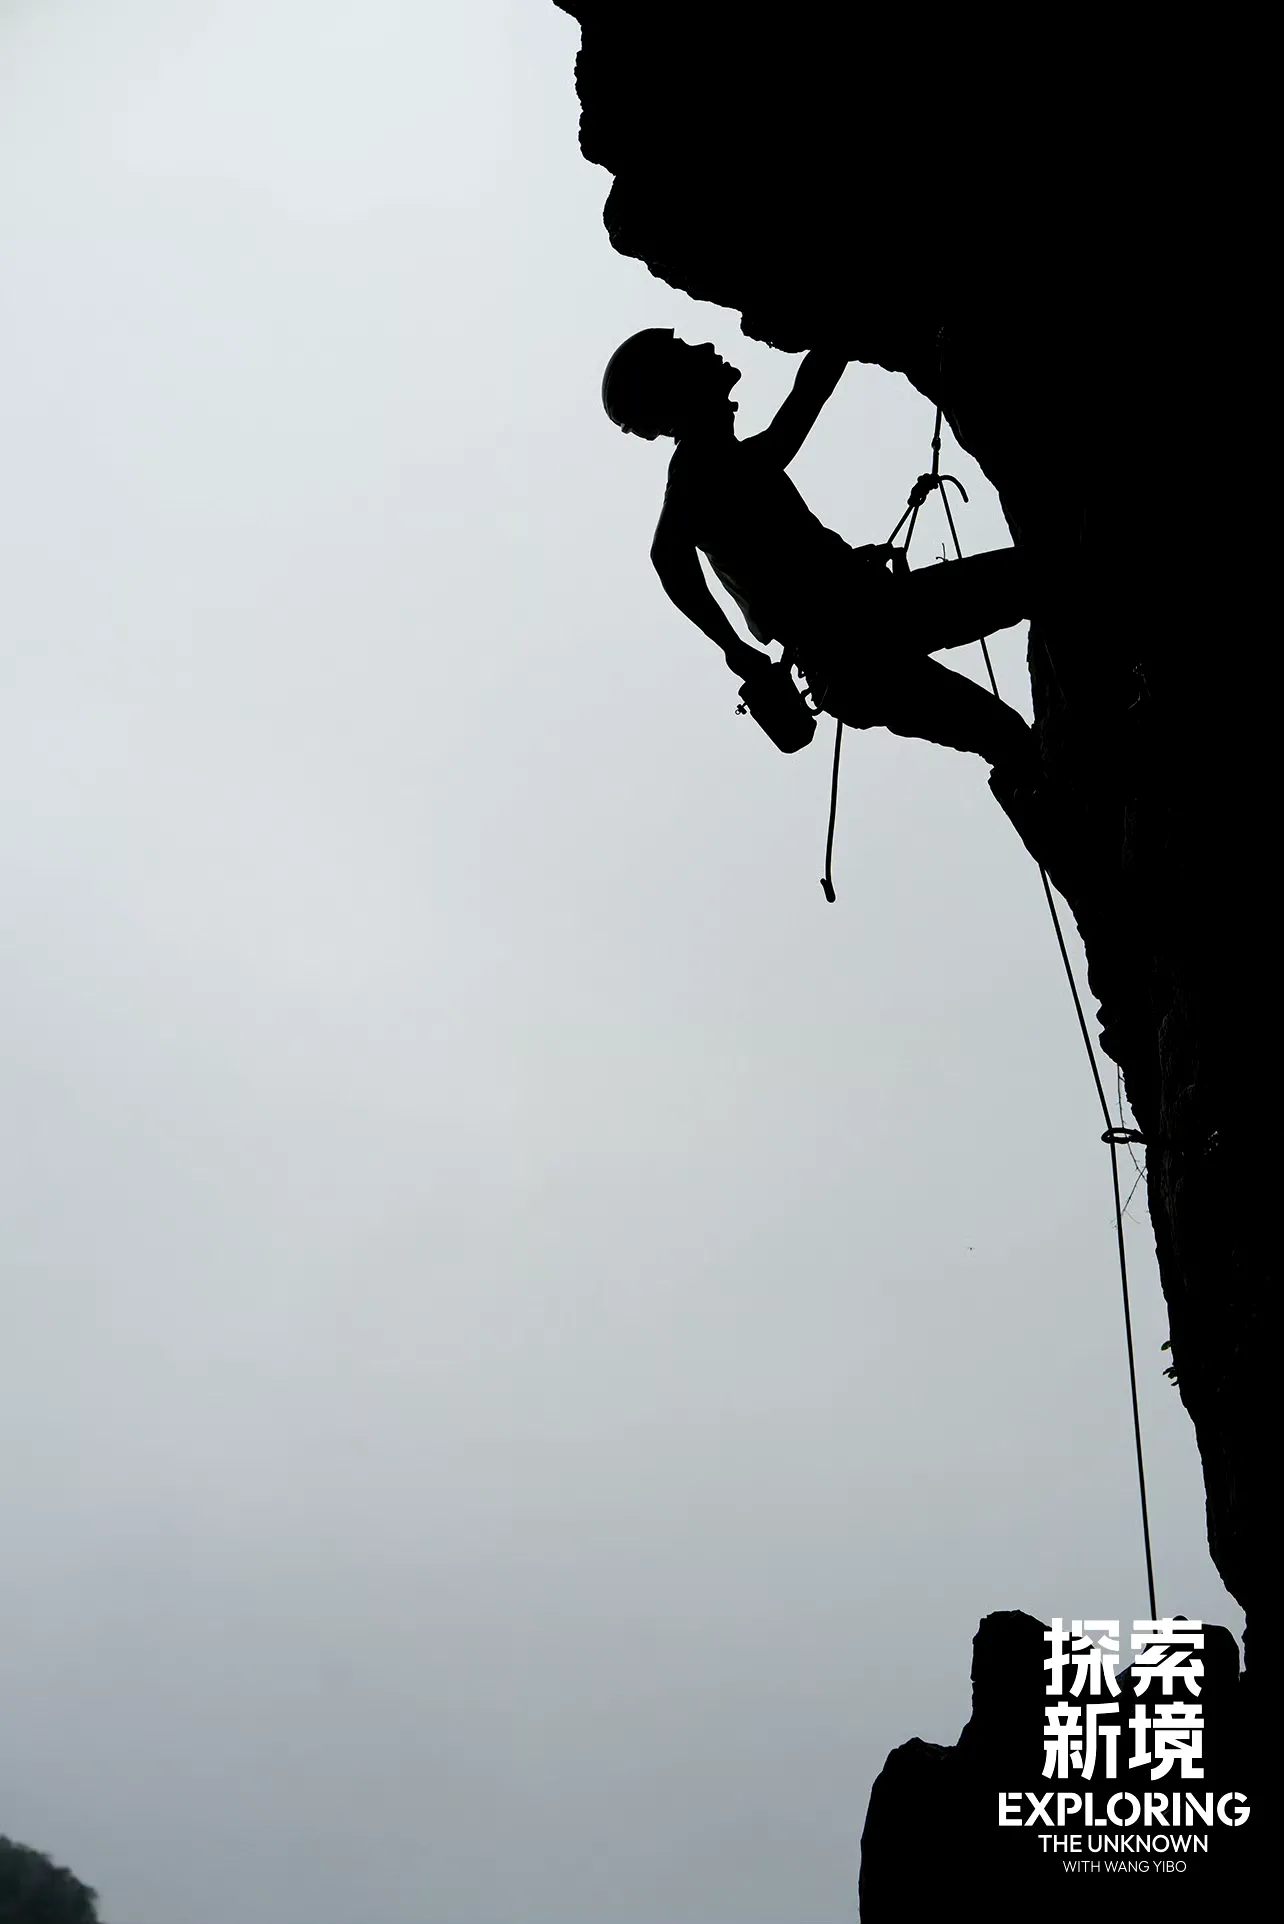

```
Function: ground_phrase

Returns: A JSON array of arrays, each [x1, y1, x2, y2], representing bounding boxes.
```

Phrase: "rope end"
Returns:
[[820, 878, 836, 903]]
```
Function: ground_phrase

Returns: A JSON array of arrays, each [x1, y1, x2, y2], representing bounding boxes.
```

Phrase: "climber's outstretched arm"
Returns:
[[651, 507, 767, 681], [749, 350, 848, 468]]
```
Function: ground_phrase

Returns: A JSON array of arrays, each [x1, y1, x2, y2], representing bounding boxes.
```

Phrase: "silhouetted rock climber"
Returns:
[[602, 328, 1036, 772]]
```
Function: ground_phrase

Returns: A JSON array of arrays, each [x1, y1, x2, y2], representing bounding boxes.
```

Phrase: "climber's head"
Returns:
[[601, 330, 740, 441]]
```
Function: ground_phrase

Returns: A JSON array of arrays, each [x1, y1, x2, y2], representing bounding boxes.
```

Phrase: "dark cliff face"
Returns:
[[555, 3, 1272, 1642]]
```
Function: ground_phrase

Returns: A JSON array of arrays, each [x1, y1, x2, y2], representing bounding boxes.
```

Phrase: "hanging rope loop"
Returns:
[[883, 410, 969, 557], [901, 468, 969, 518]]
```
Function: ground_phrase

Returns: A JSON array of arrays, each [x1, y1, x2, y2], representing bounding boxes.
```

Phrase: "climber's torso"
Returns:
[[665, 434, 881, 649]]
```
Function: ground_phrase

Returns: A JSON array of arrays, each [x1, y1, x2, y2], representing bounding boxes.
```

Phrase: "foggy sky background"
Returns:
[[0, 5, 1241, 1921]]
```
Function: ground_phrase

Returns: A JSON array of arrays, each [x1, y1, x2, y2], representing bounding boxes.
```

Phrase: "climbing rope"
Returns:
[[817, 407, 971, 910], [1034, 860, 1158, 1623], [820, 720, 843, 903], [822, 405, 1159, 1619]]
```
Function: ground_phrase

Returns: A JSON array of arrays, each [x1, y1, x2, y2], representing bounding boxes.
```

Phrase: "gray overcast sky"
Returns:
[[0, 5, 1240, 1921]]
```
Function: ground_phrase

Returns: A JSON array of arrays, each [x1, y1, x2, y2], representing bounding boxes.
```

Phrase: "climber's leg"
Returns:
[[827, 654, 1035, 770], [892, 548, 1034, 655], [884, 657, 1033, 768]]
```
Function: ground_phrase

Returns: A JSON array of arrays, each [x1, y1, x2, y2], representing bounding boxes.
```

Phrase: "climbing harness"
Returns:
[[822, 402, 1160, 1619]]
